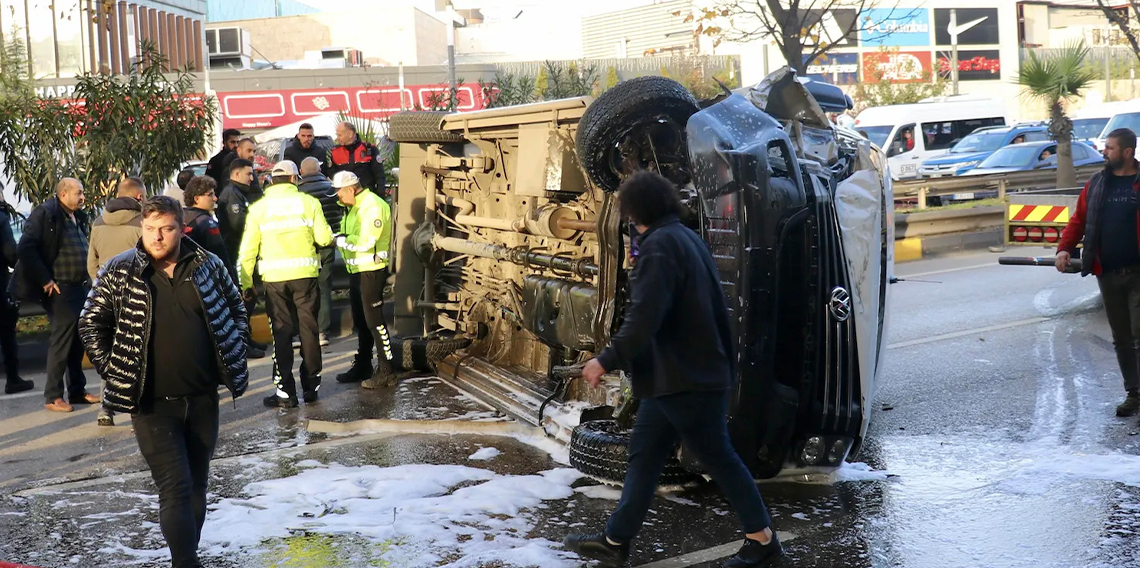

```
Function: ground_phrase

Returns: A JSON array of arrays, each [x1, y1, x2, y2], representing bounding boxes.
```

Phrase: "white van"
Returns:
[[1089, 98, 1140, 151], [854, 97, 1009, 180]]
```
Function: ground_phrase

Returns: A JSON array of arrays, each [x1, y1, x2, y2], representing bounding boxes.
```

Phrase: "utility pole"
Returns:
[[1105, 26, 1113, 102], [447, 15, 457, 111], [946, 9, 987, 97]]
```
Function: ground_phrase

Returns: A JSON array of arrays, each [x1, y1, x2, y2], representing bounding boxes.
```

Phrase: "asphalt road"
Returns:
[[1, 247, 1137, 568]]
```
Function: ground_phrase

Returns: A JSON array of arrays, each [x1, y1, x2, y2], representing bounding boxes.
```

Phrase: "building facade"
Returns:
[[206, 0, 316, 23], [0, 0, 206, 78]]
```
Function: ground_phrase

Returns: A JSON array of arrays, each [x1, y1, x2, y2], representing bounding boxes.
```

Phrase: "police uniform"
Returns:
[[237, 161, 333, 406], [331, 171, 396, 387]]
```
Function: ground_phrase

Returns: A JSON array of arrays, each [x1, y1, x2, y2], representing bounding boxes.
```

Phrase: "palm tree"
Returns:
[[1017, 42, 1099, 189]]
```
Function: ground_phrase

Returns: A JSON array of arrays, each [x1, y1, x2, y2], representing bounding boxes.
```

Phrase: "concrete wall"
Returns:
[[456, 9, 583, 63]]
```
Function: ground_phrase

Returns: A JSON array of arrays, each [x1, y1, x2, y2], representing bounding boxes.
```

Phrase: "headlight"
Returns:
[[958, 160, 980, 169], [801, 436, 825, 465]]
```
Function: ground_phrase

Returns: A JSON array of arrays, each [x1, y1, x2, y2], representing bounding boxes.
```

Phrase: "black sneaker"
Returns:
[[336, 359, 372, 383], [263, 394, 298, 408], [1118, 391, 1140, 417], [303, 390, 319, 404], [248, 346, 266, 359], [562, 532, 629, 568], [722, 533, 783, 568], [4, 378, 33, 395]]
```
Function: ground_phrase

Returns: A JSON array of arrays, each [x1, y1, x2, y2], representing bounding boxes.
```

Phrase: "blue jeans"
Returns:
[[605, 389, 772, 542]]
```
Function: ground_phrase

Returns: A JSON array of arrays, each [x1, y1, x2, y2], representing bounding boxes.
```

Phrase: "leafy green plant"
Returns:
[[1018, 42, 1098, 189], [0, 38, 215, 207]]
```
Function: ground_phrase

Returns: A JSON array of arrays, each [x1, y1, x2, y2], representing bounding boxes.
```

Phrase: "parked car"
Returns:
[[918, 124, 1050, 178], [963, 140, 1104, 177], [387, 68, 893, 481]]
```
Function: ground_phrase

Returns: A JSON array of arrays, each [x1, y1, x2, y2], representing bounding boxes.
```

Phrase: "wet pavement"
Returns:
[[2, 247, 1140, 568]]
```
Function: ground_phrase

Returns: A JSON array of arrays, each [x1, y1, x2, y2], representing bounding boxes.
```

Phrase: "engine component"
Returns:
[[432, 235, 598, 277], [524, 204, 581, 239], [520, 275, 597, 350]]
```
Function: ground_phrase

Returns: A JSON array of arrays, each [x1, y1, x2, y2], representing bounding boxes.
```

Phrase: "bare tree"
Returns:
[[688, 0, 914, 74], [1094, 1, 1140, 63]]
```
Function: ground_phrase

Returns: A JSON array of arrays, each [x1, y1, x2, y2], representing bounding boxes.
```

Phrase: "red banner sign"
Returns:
[[218, 84, 487, 130], [861, 51, 932, 83]]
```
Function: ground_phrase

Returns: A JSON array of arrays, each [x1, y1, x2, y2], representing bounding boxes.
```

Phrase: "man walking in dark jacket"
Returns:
[[1059, 127, 1140, 417], [0, 200, 30, 395], [79, 196, 249, 568], [204, 128, 241, 186], [298, 157, 341, 344], [328, 122, 385, 196], [15, 178, 97, 413], [563, 172, 781, 568], [284, 123, 325, 173]]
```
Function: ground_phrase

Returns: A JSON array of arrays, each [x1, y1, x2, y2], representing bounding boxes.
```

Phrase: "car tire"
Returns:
[[391, 336, 472, 372], [575, 76, 699, 192], [569, 419, 697, 485], [388, 111, 466, 144]]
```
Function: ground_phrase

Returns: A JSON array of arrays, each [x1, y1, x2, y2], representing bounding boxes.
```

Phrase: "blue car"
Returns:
[[962, 140, 1104, 176], [918, 124, 1050, 178]]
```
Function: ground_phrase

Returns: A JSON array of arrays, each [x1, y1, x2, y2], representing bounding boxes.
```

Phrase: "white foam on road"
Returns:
[[468, 446, 500, 460], [199, 463, 585, 567]]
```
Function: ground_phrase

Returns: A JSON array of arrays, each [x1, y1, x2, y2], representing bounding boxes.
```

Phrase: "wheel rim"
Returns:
[[605, 116, 690, 188]]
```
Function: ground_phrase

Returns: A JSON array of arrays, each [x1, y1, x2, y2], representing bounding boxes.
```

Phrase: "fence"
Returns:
[[893, 165, 1101, 208]]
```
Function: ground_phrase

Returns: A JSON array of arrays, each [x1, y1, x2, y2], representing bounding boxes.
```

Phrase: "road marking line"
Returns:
[[633, 533, 797, 568], [887, 317, 1050, 350], [899, 262, 995, 279]]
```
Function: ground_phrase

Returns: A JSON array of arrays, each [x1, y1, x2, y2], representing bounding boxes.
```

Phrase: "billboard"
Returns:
[[862, 51, 933, 83], [802, 9, 860, 48], [936, 50, 1001, 81], [860, 8, 931, 47], [805, 52, 859, 85], [934, 8, 1000, 46]]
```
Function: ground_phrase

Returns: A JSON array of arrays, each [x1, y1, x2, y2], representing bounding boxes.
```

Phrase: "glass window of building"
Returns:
[[0, 0, 29, 70], [55, 0, 86, 77], [27, 0, 56, 78]]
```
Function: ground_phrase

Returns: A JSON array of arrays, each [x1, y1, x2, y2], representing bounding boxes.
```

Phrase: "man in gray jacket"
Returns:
[[86, 176, 146, 426]]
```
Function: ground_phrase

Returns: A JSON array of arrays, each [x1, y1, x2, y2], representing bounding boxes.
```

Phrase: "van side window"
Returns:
[[921, 117, 1006, 151], [887, 124, 916, 157]]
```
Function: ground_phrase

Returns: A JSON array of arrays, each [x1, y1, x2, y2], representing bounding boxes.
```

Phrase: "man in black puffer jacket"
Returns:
[[283, 123, 326, 173], [79, 196, 248, 568]]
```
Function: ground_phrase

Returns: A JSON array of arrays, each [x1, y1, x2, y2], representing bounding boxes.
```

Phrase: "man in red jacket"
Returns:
[[1057, 127, 1140, 417]]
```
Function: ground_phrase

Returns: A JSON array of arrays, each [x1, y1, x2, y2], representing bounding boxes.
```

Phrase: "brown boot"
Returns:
[[1117, 391, 1140, 417], [45, 398, 74, 413]]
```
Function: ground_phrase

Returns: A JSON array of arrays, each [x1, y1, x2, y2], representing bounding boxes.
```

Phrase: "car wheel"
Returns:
[[575, 76, 699, 192], [569, 419, 697, 485], [391, 336, 472, 372], [388, 111, 466, 144]]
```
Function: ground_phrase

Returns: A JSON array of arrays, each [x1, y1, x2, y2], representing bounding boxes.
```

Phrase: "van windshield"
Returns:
[[949, 130, 1007, 154], [1072, 118, 1109, 140], [1103, 112, 1140, 138], [859, 126, 893, 149]]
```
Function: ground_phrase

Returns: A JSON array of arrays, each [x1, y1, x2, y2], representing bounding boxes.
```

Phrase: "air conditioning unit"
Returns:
[[206, 27, 251, 58]]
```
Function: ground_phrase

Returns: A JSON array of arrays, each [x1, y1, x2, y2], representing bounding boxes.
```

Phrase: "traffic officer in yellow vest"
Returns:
[[238, 161, 333, 408], [330, 171, 397, 388]]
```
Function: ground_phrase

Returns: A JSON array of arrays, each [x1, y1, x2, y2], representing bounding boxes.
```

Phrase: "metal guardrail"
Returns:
[[895, 206, 1003, 239], [893, 165, 1101, 208]]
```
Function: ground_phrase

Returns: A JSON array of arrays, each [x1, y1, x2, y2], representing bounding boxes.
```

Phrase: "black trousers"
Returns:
[[264, 278, 322, 398], [42, 282, 88, 402], [1099, 267, 1140, 393], [133, 393, 219, 568], [317, 247, 335, 335], [349, 270, 394, 373], [0, 293, 19, 384]]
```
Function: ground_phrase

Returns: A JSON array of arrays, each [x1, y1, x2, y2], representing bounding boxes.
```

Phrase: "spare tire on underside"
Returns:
[[575, 76, 699, 192], [569, 419, 697, 485], [388, 111, 466, 144], [390, 336, 472, 372]]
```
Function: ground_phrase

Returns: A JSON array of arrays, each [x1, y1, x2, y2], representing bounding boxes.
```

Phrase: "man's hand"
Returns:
[[242, 288, 257, 303], [1055, 251, 1071, 273], [582, 358, 606, 388], [43, 280, 60, 296]]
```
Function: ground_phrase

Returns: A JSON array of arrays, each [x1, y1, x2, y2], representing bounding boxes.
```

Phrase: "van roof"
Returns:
[[855, 98, 1007, 127], [1074, 98, 1140, 119]]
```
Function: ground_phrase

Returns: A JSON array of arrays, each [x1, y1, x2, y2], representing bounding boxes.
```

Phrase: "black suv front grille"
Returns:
[[809, 180, 861, 436]]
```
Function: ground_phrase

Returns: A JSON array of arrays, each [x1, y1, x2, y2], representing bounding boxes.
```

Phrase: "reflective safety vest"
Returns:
[[338, 190, 392, 274], [238, 183, 333, 288]]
